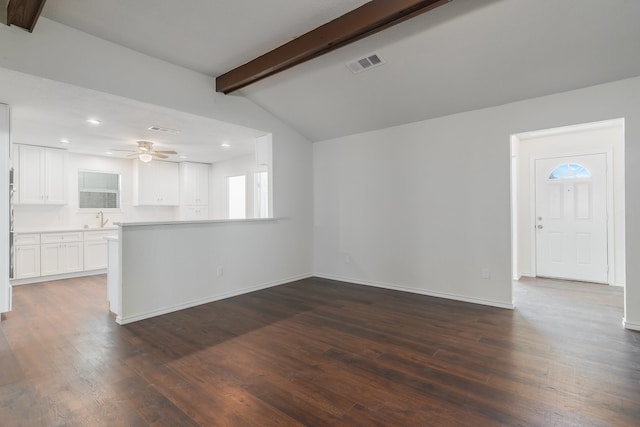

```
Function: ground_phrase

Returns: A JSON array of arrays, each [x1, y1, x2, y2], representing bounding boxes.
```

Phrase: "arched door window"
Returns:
[[548, 163, 591, 180]]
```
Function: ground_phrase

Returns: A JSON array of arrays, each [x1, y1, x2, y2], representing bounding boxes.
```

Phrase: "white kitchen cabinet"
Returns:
[[178, 206, 209, 221], [180, 162, 209, 205], [255, 134, 272, 166], [84, 230, 117, 270], [40, 232, 83, 276], [133, 160, 179, 206], [16, 144, 66, 205], [14, 233, 41, 279]]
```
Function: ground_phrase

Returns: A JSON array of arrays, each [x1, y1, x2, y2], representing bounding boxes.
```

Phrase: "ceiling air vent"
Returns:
[[346, 53, 385, 74], [148, 126, 180, 135]]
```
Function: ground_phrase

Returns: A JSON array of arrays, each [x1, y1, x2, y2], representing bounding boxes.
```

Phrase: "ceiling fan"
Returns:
[[111, 141, 177, 162]]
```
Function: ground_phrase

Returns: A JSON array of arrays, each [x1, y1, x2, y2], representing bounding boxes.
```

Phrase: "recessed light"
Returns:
[[59, 139, 70, 144], [86, 118, 102, 125], [179, 155, 188, 159], [221, 142, 231, 148], [105, 151, 113, 155]]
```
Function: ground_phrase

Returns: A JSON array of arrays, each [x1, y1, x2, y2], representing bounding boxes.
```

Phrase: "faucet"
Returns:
[[96, 211, 109, 228]]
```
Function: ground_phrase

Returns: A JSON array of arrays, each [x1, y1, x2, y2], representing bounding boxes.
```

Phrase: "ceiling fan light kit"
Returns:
[[109, 140, 178, 162], [138, 153, 153, 163]]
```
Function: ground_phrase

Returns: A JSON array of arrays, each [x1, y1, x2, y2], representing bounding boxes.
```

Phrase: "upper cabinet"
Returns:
[[180, 162, 209, 206], [16, 144, 66, 205], [133, 160, 179, 206]]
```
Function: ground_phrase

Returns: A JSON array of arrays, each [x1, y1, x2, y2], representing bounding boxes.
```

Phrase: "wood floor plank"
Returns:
[[0, 275, 638, 426]]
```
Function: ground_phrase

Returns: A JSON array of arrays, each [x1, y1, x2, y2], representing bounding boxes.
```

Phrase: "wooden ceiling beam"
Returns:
[[216, 0, 452, 94], [6, 0, 47, 32]]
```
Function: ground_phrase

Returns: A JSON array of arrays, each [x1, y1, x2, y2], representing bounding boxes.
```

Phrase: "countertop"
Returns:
[[15, 218, 279, 233], [13, 226, 119, 234], [116, 218, 278, 228]]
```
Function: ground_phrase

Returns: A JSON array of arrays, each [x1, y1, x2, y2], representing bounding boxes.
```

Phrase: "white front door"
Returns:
[[535, 153, 608, 283]]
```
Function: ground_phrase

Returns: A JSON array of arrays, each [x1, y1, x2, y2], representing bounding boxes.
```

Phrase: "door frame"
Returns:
[[529, 150, 614, 284], [0, 103, 10, 314]]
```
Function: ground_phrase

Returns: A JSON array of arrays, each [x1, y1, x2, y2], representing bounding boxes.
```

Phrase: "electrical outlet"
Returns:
[[216, 267, 223, 277], [481, 268, 490, 279], [344, 254, 351, 264]]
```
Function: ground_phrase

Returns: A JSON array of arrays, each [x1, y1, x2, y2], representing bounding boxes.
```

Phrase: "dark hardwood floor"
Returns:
[[0, 275, 638, 426]]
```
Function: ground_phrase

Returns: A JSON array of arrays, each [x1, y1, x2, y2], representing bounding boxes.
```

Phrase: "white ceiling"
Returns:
[[16, 0, 640, 144], [241, 0, 640, 140], [41, 0, 371, 77], [0, 67, 264, 163]]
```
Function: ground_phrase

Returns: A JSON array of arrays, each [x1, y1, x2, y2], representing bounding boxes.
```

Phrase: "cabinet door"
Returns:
[[179, 206, 209, 221], [44, 149, 66, 204], [41, 243, 62, 276], [84, 240, 108, 270], [17, 145, 44, 204], [155, 161, 179, 205], [194, 164, 209, 205], [17, 145, 66, 205], [180, 162, 209, 205], [134, 161, 157, 205], [134, 161, 179, 206], [15, 244, 41, 279], [63, 242, 84, 273]]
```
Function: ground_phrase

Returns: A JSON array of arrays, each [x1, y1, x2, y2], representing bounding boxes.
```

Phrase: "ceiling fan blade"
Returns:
[[110, 149, 138, 152], [154, 150, 177, 154], [151, 153, 168, 159]]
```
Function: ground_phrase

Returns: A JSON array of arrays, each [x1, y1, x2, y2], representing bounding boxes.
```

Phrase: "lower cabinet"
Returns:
[[40, 232, 84, 276], [14, 244, 41, 279], [13, 230, 116, 281], [84, 230, 117, 270]]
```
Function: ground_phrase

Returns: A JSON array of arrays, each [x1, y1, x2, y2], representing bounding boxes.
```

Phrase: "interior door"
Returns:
[[535, 153, 608, 283]]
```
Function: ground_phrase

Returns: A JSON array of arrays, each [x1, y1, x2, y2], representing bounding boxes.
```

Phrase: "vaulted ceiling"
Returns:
[[24, 0, 640, 142]]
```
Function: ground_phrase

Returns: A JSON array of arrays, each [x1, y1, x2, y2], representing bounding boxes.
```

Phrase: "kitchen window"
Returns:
[[78, 170, 121, 209]]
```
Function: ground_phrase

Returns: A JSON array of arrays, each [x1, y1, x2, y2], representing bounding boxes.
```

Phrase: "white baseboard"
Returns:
[[623, 319, 640, 332], [11, 269, 107, 286], [313, 273, 515, 310], [116, 273, 313, 325]]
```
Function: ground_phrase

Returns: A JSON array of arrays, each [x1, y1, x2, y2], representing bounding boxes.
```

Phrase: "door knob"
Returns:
[[537, 225, 543, 229]]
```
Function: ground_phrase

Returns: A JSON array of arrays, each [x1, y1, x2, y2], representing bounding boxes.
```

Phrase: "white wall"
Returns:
[[514, 123, 625, 285], [13, 151, 179, 231], [314, 76, 640, 329], [314, 115, 513, 308], [209, 154, 268, 219], [118, 220, 305, 324], [0, 18, 314, 312]]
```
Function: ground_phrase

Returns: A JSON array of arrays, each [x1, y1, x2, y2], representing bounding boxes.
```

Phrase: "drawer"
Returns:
[[84, 230, 118, 241], [41, 232, 83, 244], [14, 233, 41, 245]]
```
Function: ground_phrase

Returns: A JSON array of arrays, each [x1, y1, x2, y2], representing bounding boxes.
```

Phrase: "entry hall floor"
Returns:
[[0, 275, 638, 426]]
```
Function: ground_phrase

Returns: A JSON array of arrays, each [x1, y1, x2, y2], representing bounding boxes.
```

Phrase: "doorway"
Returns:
[[511, 119, 625, 288]]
